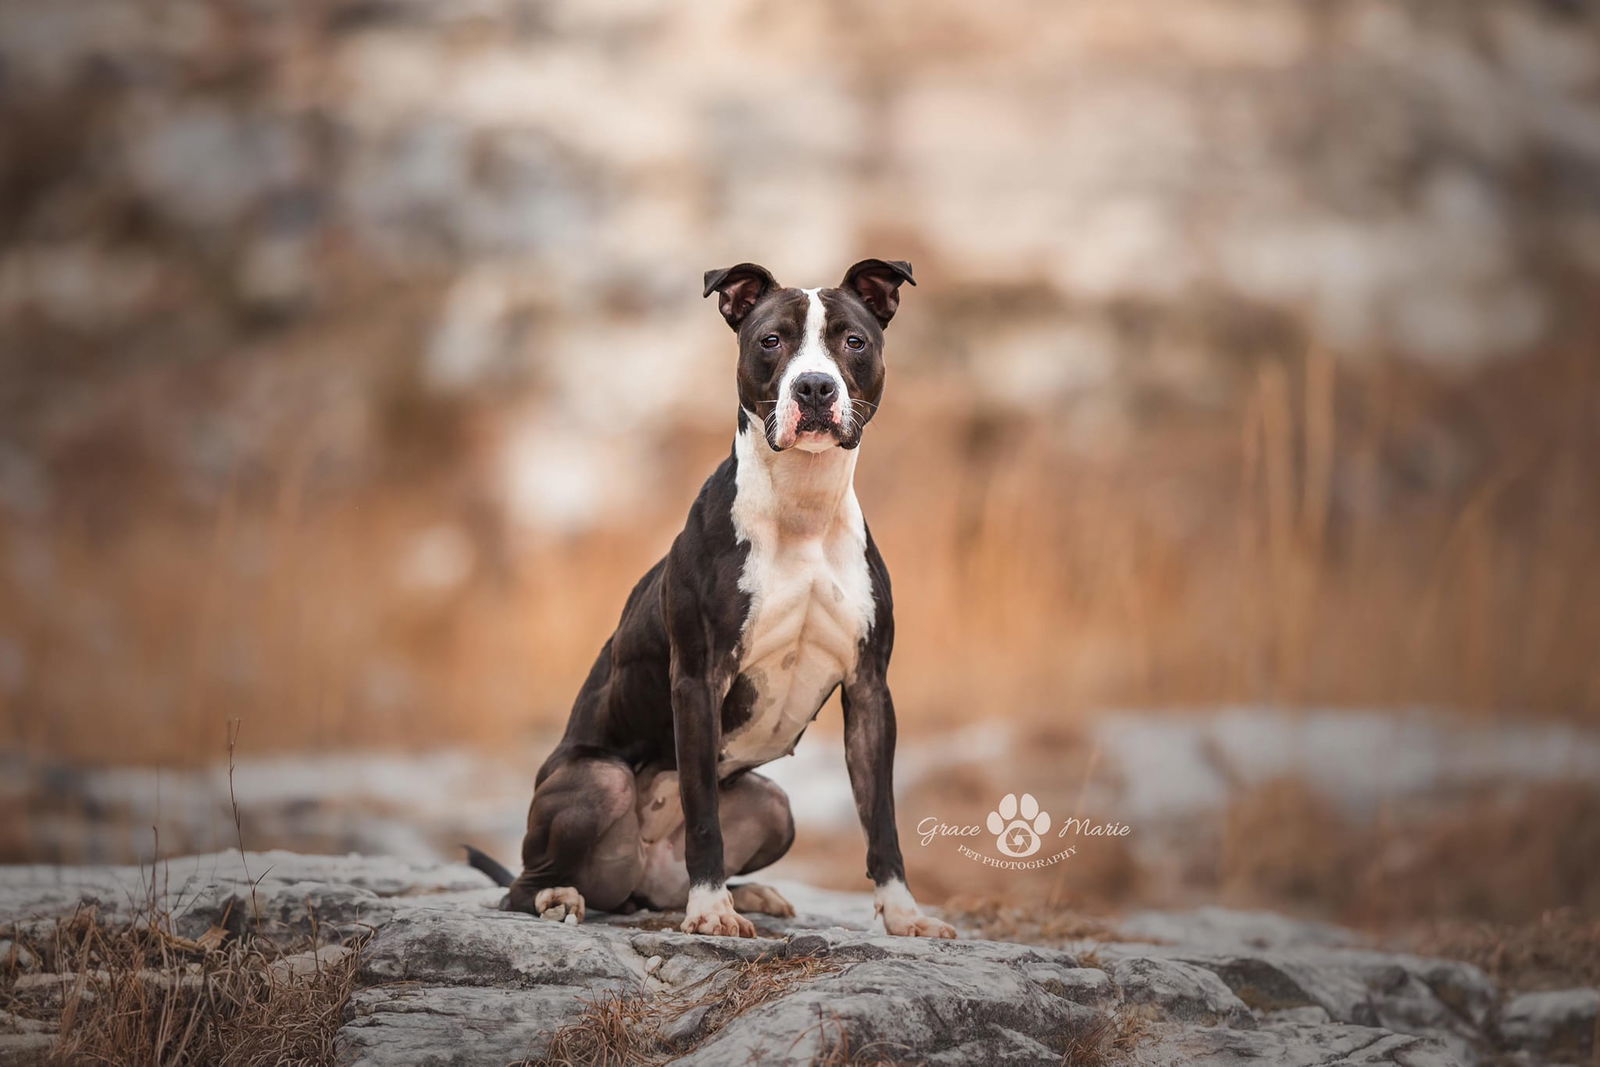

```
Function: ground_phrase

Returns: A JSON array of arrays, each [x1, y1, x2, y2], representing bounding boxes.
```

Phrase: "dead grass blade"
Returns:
[[527, 952, 841, 1067], [0, 897, 365, 1065]]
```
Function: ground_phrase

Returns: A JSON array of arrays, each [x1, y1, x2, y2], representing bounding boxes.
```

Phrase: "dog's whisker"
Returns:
[[845, 399, 877, 431]]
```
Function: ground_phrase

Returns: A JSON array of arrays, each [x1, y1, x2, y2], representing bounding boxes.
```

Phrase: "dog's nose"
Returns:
[[792, 372, 838, 408]]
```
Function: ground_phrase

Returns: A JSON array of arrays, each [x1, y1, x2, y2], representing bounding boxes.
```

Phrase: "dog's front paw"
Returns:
[[729, 882, 796, 918], [534, 886, 586, 924], [874, 879, 957, 939], [882, 912, 958, 939], [680, 885, 756, 937]]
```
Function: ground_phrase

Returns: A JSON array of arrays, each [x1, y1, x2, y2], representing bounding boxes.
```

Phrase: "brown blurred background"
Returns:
[[3, 1, 1599, 939]]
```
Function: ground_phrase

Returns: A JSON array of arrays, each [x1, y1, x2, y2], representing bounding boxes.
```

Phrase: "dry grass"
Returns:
[[0, 900, 364, 1066], [529, 953, 841, 1066], [1212, 779, 1600, 927], [939, 896, 1127, 947], [0, 719, 367, 1065], [532, 990, 652, 1067], [1217, 777, 1352, 909], [1058, 1010, 1146, 1067], [803, 1008, 1141, 1067], [1406, 910, 1600, 992], [807, 1014, 926, 1067]]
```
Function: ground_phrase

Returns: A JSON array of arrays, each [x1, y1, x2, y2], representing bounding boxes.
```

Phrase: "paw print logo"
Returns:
[[986, 793, 1051, 858]]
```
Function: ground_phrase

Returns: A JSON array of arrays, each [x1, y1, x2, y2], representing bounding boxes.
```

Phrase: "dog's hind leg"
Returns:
[[728, 882, 795, 917], [723, 772, 797, 916], [508, 757, 642, 921], [633, 770, 796, 916]]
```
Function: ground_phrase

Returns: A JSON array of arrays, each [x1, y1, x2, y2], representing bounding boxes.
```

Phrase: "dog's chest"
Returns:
[[719, 489, 875, 775]]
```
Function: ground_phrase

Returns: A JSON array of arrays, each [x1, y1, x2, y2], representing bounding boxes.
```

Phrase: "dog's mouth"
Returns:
[[794, 413, 839, 438], [776, 414, 863, 452]]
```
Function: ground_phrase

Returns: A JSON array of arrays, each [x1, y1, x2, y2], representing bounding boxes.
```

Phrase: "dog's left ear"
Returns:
[[840, 259, 916, 327]]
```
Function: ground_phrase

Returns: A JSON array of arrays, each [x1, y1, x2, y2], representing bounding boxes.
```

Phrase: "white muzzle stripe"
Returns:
[[774, 288, 848, 451]]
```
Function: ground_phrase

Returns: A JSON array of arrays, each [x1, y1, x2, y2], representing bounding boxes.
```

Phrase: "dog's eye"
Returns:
[[845, 335, 865, 351], [760, 334, 781, 350]]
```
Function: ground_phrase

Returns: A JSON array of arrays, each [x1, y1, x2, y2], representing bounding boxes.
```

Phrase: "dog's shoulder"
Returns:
[[661, 449, 752, 654], [683, 448, 741, 551]]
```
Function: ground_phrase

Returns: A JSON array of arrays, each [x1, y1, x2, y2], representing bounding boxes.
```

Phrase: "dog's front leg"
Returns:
[[663, 548, 753, 938], [669, 666, 754, 937], [843, 674, 957, 939]]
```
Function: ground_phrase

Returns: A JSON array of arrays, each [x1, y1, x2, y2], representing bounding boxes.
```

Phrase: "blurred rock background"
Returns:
[[2, 0, 1598, 926]]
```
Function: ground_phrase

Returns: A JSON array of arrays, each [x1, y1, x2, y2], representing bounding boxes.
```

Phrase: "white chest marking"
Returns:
[[721, 424, 875, 774]]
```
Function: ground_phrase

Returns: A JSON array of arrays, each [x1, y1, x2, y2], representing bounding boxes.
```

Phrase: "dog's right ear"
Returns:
[[703, 263, 779, 330]]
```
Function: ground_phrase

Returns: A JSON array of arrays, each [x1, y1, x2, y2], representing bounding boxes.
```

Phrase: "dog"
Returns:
[[466, 259, 955, 939]]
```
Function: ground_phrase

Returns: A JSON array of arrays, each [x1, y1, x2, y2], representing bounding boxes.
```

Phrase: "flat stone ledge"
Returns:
[[2, 853, 1568, 1067]]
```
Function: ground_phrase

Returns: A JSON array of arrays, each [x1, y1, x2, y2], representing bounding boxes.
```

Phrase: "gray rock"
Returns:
[[341, 985, 588, 1067], [657, 1001, 713, 1049], [1266, 1005, 1335, 1025], [0, 850, 490, 938], [681, 952, 1108, 1066], [746, 924, 1083, 970], [1111, 955, 1255, 1027], [1120, 906, 1360, 951], [0, 1010, 51, 1035], [359, 907, 640, 989], [921, 1027, 1071, 1066], [268, 944, 354, 983], [1499, 988, 1599, 1063], [0, 854, 1518, 1067], [1020, 962, 1118, 1006], [0, 1033, 55, 1064], [1174, 948, 1494, 1063], [0, 941, 36, 973], [1145, 1021, 1463, 1066]]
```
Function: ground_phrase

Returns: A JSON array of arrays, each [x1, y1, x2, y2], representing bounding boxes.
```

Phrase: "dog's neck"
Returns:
[[732, 414, 861, 542]]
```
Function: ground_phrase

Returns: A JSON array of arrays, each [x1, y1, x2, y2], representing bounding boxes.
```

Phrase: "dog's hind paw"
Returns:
[[729, 882, 796, 918], [534, 886, 586, 924]]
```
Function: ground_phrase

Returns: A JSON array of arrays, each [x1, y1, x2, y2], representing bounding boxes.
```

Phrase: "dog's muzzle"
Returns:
[[791, 371, 843, 434]]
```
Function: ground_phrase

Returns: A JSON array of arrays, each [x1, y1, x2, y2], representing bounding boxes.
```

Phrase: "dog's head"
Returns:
[[704, 259, 915, 452]]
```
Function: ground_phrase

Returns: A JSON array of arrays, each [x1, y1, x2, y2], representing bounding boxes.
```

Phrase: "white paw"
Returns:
[[680, 885, 756, 937], [728, 883, 796, 918], [882, 912, 958, 939], [986, 792, 1051, 858], [534, 886, 586, 924], [874, 879, 957, 940]]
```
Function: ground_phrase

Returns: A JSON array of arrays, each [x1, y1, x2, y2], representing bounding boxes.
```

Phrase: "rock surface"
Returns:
[[1498, 988, 1599, 1065], [0, 852, 1587, 1066]]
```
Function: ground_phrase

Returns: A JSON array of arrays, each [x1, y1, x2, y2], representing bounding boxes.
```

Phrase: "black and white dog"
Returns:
[[468, 259, 954, 939]]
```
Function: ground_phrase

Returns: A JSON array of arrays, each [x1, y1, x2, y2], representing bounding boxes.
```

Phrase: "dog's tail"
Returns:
[[462, 844, 516, 888]]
